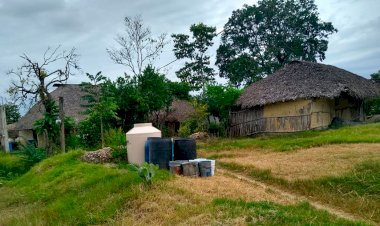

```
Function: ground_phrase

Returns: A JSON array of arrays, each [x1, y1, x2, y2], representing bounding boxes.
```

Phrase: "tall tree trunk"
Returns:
[[44, 129, 51, 156]]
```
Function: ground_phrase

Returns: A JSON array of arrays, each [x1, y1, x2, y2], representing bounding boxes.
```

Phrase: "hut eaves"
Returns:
[[236, 61, 380, 109]]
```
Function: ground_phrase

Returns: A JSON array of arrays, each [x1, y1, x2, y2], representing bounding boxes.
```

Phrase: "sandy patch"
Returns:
[[218, 143, 380, 181]]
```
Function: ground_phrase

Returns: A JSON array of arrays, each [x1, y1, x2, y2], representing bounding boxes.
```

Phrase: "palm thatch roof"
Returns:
[[156, 99, 195, 123], [12, 84, 88, 130], [236, 61, 380, 109]]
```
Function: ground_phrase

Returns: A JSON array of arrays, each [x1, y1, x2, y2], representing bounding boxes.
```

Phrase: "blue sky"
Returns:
[[1, 0, 379, 104]]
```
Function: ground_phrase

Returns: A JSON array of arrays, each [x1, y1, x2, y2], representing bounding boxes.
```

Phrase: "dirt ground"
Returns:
[[216, 143, 380, 181]]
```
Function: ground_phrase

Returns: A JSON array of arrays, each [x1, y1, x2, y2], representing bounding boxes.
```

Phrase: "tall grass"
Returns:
[[0, 152, 28, 179], [0, 151, 170, 225], [199, 123, 380, 151]]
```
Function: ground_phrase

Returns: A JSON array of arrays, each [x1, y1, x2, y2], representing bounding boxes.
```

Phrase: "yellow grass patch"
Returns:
[[114, 173, 294, 225], [218, 143, 380, 181]]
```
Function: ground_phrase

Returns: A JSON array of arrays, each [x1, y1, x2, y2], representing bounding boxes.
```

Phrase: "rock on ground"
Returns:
[[190, 132, 209, 140], [81, 147, 113, 163]]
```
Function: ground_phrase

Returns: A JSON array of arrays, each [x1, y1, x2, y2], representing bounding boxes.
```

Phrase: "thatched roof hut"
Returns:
[[162, 99, 195, 123], [236, 61, 380, 109], [229, 61, 380, 136], [154, 99, 195, 136], [13, 84, 88, 131]]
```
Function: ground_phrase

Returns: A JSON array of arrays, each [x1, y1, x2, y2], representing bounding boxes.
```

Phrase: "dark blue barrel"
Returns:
[[149, 138, 172, 169], [144, 137, 161, 163], [174, 138, 196, 160]]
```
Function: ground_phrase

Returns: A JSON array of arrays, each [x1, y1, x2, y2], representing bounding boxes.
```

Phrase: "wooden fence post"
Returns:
[[0, 106, 10, 152], [59, 97, 65, 153]]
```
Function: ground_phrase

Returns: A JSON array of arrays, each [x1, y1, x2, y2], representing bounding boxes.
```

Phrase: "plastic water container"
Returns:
[[191, 158, 215, 176], [144, 137, 162, 163], [198, 160, 212, 177], [149, 138, 172, 169], [182, 162, 199, 177], [174, 138, 197, 160], [126, 123, 161, 165], [169, 160, 188, 175]]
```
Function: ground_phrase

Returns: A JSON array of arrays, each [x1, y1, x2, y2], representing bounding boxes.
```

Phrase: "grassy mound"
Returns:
[[0, 151, 170, 225]]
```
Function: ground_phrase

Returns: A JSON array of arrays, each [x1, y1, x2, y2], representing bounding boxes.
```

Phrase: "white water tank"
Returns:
[[126, 123, 161, 165]]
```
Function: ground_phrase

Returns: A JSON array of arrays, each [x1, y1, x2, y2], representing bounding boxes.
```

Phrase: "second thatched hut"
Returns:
[[229, 61, 380, 136]]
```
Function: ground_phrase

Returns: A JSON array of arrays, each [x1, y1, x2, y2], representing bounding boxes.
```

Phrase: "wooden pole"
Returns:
[[59, 97, 65, 153], [0, 106, 10, 152]]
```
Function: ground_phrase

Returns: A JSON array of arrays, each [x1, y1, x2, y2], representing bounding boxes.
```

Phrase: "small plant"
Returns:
[[110, 146, 127, 162], [131, 162, 158, 185], [20, 144, 46, 168]]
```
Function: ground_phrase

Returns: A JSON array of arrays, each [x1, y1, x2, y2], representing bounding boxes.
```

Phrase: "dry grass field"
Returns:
[[213, 143, 380, 181]]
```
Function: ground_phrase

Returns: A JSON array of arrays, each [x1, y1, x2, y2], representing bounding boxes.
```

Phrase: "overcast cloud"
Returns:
[[1, 0, 380, 103]]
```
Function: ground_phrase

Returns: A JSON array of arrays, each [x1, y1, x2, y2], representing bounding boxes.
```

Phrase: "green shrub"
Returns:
[[65, 133, 81, 150], [208, 122, 226, 137], [0, 153, 28, 180], [104, 128, 126, 147], [178, 120, 197, 137], [19, 144, 46, 168], [78, 117, 101, 148], [103, 128, 127, 161], [111, 146, 127, 162]]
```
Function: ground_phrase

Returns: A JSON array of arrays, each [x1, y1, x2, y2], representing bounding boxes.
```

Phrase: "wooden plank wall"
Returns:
[[228, 108, 311, 137]]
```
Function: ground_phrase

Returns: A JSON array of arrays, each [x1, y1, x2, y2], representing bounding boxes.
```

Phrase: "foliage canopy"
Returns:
[[172, 23, 217, 90], [216, 0, 337, 87]]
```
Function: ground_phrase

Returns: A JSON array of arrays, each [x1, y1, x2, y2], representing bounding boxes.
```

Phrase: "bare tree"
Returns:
[[7, 46, 80, 155], [107, 15, 168, 76]]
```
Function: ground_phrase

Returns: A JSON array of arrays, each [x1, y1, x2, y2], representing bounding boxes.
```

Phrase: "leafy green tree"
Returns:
[[4, 103, 21, 124], [371, 70, 380, 79], [203, 85, 242, 123], [104, 66, 174, 131], [33, 100, 60, 154], [168, 81, 191, 100], [172, 23, 217, 90], [216, 0, 337, 87], [365, 69, 380, 116], [81, 72, 118, 148], [137, 66, 172, 125], [110, 76, 141, 131]]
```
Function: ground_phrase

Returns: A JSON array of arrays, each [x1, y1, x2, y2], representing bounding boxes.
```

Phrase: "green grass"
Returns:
[[209, 198, 366, 225], [0, 152, 29, 180], [199, 123, 380, 151], [0, 151, 170, 225], [220, 160, 380, 224]]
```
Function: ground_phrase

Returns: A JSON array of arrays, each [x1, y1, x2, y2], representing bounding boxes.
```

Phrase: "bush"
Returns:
[[208, 122, 226, 137], [78, 117, 101, 149], [365, 98, 380, 116], [178, 120, 197, 137], [19, 144, 46, 168], [103, 128, 127, 162], [104, 128, 126, 147], [65, 134, 81, 150], [0, 152, 28, 180]]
